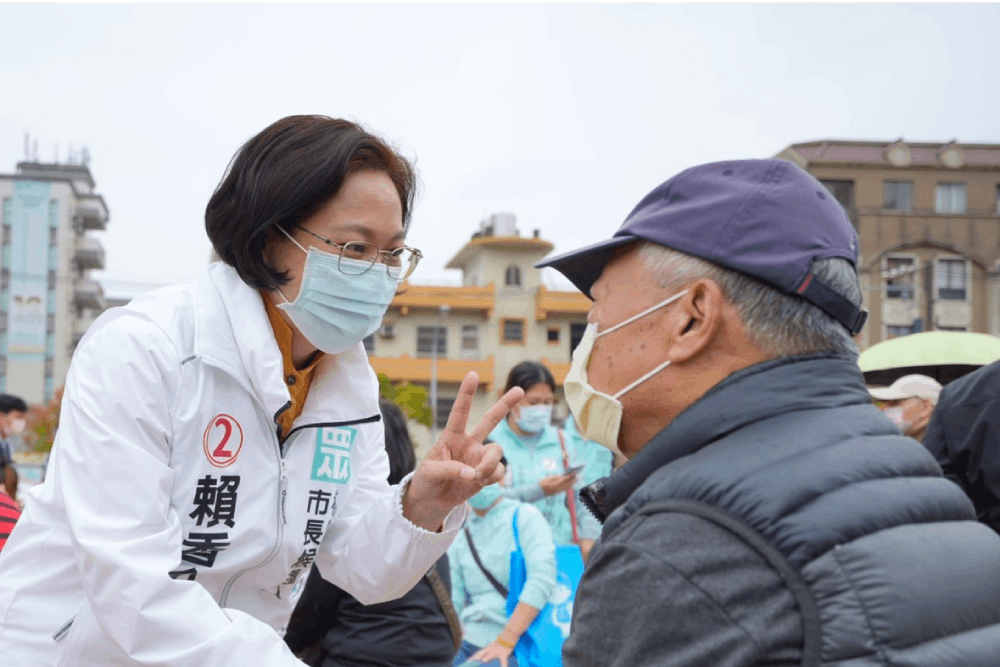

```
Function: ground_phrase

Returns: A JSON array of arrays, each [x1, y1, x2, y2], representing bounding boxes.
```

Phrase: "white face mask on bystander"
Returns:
[[564, 290, 688, 457]]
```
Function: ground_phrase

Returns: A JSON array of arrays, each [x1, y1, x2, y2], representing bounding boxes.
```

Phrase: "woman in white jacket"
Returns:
[[0, 115, 522, 667]]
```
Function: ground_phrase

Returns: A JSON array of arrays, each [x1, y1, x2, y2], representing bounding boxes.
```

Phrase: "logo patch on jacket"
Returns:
[[203, 414, 244, 468], [311, 427, 355, 483]]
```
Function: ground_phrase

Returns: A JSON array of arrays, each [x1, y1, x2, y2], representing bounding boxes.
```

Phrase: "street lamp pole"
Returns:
[[430, 304, 450, 443]]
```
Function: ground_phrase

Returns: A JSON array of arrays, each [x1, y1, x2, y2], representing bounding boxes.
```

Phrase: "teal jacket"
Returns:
[[561, 416, 614, 486], [489, 418, 608, 544], [448, 499, 556, 649]]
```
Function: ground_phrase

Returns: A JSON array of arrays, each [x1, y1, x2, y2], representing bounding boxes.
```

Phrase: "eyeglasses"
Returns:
[[297, 227, 423, 280]]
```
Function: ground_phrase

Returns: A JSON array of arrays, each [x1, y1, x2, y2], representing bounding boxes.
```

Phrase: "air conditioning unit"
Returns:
[[378, 324, 395, 339]]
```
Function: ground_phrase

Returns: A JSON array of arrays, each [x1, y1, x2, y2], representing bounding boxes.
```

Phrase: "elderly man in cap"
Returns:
[[869, 374, 942, 442], [538, 159, 1000, 667]]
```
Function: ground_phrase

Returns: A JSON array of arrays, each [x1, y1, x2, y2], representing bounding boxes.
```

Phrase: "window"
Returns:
[[461, 325, 479, 359], [885, 257, 915, 300], [547, 327, 560, 344], [937, 258, 967, 301], [883, 181, 913, 212], [570, 322, 587, 354], [416, 326, 447, 357], [995, 185, 1000, 215], [887, 325, 916, 339], [500, 318, 525, 345], [935, 183, 967, 214], [505, 265, 522, 287], [435, 396, 456, 430], [362, 334, 375, 355], [820, 180, 857, 227]]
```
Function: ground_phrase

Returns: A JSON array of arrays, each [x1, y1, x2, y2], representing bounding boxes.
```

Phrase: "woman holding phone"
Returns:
[[489, 362, 600, 560]]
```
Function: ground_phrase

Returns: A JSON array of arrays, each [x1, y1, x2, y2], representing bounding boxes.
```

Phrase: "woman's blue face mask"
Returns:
[[516, 404, 553, 434], [467, 484, 501, 510], [275, 227, 400, 354]]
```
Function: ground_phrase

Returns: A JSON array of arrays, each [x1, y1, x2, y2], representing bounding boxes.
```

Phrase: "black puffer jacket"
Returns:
[[565, 354, 1000, 667], [923, 358, 1000, 534]]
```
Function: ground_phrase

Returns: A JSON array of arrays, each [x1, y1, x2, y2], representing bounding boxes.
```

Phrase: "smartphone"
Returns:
[[565, 464, 586, 477]]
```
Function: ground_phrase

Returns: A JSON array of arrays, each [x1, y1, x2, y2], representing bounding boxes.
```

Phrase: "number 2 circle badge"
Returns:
[[203, 414, 244, 468]]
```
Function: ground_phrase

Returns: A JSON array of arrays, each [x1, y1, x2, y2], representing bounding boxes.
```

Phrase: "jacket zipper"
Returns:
[[217, 395, 286, 607], [196, 356, 288, 609]]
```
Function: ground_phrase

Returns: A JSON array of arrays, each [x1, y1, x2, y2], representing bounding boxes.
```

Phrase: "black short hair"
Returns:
[[0, 394, 28, 414], [504, 361, 556, 395], [205, 115, 418, 291], [379, 399, 417, 486]]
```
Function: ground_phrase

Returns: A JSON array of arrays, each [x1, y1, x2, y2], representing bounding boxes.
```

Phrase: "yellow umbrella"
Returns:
[[859, 331, 1000, 386]]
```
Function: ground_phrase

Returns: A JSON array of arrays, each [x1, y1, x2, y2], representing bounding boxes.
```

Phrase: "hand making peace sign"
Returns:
[[402, 371, 524, 531]]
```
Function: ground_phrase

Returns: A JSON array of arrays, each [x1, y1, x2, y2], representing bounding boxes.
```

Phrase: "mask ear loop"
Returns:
[[596, 290, 689, 338], [275, 227, 309, 304], [612, 358, 673, 400]]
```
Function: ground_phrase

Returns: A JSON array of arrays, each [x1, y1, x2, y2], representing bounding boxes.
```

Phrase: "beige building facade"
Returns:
[[0, 161, 109, 404], [368, 214, 590, 454], [775, 140, 1000, 348]]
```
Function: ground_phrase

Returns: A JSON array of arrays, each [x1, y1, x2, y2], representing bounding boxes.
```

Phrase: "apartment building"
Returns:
[[367, 214, 590, 454], [775, 140, 1000, 347], [0, 161, 109, 403]]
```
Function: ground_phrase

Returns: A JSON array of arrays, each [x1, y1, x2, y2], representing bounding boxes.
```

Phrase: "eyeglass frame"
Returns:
[[295, 226, 423, 280]]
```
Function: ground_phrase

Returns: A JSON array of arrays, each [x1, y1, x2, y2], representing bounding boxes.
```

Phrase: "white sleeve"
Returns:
[[57, 315, 305, 666], [312, 374, 468, 605]]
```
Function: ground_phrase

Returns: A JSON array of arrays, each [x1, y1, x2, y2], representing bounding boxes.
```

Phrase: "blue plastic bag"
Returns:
[[505, 508, 585, 667]]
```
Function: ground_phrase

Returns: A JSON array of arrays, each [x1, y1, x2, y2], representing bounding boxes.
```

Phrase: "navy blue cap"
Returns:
[[536, 159, 868, 335]]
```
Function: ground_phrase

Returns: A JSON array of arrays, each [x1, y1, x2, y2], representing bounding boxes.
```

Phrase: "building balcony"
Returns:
[[74, 199, 108, 231], [390, 282, 495, 317], [71, 314, 98, 347], [73, 279, 105, 311], [540, 358, 571, 385], [368, 354, 495, 389], [74, 236, 105, 270], [535, 286, 590, 321]]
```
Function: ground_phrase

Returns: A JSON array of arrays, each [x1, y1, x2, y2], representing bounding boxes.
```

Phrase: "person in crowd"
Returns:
[[534, 158, 1000, 666], [869, 374, 942, 442], [923, 359, 1000, 535], [0, 115, 523, 667], [450, 454, 556, 667], [489, 362, 600, 561], [0, 394, 28, 501], [0, 482, 21, 553], [561, 413, 616, 477], [283, 399, 462, 667]]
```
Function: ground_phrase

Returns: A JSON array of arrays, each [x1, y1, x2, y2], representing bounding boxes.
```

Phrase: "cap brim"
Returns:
[[534, 235, 638, 299], [868, 387, 910, 401]]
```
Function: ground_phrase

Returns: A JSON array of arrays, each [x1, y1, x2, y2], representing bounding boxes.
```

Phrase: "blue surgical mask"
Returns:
[[276, 228, 400, 354], [516, 404, 553, 434], [467, 484, 502, 510]]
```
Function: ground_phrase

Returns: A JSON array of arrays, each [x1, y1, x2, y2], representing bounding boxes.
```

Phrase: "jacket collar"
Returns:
[[193, 263, 380, 428], [194, 263, 291, 421], [581, 353, 872, 521]]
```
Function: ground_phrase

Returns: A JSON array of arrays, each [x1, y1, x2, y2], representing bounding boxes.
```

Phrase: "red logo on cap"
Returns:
[[203, 414, 244, 468]]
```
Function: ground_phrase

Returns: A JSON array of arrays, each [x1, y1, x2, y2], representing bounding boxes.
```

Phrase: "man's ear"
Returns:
[[666, 279, 725, 365]]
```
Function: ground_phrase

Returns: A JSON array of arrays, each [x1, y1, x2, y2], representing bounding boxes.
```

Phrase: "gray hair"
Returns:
[[638, 243, 862, 360]]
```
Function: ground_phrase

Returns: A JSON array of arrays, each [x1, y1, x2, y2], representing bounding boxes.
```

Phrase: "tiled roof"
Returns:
[[784, 140, 1000, 167]]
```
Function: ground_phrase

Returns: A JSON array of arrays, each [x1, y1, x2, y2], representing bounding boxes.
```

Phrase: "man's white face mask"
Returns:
[[564, 290, 688, 457]]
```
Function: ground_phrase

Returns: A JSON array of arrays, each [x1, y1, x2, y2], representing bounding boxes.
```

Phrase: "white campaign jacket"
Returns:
[[0, 263, 466, 666]]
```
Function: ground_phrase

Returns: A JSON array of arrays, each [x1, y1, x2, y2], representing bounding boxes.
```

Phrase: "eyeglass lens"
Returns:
[[336, 242, 419, 280]]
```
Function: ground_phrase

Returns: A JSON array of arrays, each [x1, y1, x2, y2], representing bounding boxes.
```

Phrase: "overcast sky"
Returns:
[[1, 3, 997, 298]]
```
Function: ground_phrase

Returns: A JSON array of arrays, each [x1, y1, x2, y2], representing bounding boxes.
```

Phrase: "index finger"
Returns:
[[469, 386, 525, 442], [442, 371, 479, 436]]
